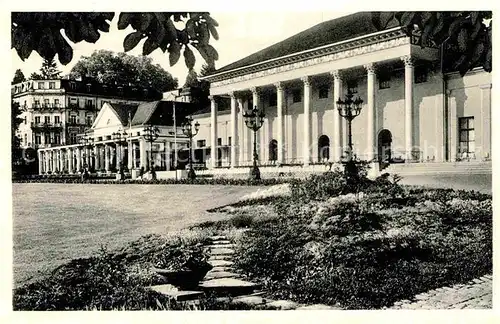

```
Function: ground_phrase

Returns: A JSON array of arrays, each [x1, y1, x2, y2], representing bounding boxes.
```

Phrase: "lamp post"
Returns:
[[181, 116, 200, 180], [336, 90, 363, 181], [142, 124, 160, 179], [112, 128, 128, 179], [243, 105, 265, 180]]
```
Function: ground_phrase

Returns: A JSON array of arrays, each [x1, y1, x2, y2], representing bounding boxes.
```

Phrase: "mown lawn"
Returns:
[[12, 183, 256, 287]]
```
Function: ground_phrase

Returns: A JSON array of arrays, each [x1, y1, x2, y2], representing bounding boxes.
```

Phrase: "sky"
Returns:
[[11, 11, 352, 88]]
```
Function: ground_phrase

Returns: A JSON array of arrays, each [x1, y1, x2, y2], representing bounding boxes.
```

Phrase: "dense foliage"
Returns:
[[68, 50, 178, 93], [229, 172, 492, 309], [13, 234, 212, 310], [12, 69, 26, 84], [372, 11, 492, 75], [12, 12, 219, 69]]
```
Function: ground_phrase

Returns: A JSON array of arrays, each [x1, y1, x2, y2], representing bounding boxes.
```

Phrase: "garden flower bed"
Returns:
[[204, 171, 492, 309]]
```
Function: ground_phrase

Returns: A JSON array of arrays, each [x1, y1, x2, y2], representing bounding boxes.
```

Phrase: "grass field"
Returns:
[[12, 183, 256, 287]]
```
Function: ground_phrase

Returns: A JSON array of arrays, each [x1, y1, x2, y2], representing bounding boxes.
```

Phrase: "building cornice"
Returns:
[[204, 27, 407, 85]]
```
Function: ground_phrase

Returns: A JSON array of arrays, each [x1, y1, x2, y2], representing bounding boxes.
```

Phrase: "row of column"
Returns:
[[209, 55, 416, 168], [38, 138, 150, 174]]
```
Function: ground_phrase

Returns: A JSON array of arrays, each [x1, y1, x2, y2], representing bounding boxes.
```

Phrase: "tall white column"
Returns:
[[59, 150, 64, 172], [104, 144, 110, 171], [139, 138, 147, 169], [38, 150, 43, 174], [331, 70, 343, 162], [209, 96, 218, 168], [128, 141, 133, 170], [93, 146, 99, 170], [230, 92, 238, 168], [76, 147, 81, 171], [237, 98, 245, 166], [364, 63, 376, 161], [42, 151, 48, 173], [68, 148, 73, 173], [402, 55, 414, 161], [302, 76, 312, 166], [275, 82, 285, 164], [449, 92, 458, 162], [49, 151, 53, 172]]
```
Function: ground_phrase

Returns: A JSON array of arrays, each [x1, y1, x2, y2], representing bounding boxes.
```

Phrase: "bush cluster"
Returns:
[[230, 171, 492, 309]]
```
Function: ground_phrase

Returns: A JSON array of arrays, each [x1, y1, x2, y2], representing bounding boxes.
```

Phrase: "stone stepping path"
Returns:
[[148, 234, 343, 310]]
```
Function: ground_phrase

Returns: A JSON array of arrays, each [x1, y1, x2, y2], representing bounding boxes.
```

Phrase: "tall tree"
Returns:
[[39, 58, 62, 79], [69, 50, 178, 93], [12, 69, 26, 84], [372, 11, 492, 76], [12, 12, 219, 70]]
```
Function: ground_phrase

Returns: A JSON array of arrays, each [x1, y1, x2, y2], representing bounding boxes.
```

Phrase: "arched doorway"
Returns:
[[318, 135, 330, 162], [378, 129, 392, 165], [269, 139, 278, 162], [217, 148, 222, 167]]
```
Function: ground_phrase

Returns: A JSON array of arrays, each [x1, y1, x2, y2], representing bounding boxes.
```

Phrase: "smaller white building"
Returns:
[[36, 100, 197, 175]]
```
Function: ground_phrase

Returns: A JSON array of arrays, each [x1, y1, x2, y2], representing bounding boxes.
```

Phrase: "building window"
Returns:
[[292, 89, 301, 103], [347, 80, 358, 94], [35, 134, 41, 145], [197, 140, 206, 148], [38, 82, 44, 89], [459, 117, 475, 157], [269, 139, 278, 161], [86, 84, 92, 92], [86, 116, 93, 126], [318, 135, 330, 161], [228, 137, 232, 146], [69, 115, 77, 124], [49, 82, 55, 89], [44, 133, 51, 144], [54, 116, 60, 124], [269, 93, 277, 106], [69, 133, 77, 144], [70, 82, 76, 90], [54, 133, 60, 145], [34, 116, 41, 124], [44, 99, 50, 107], [34, 100, 40, 108], [318, 85, 329, 99], [24, 133, 27, 144], [54, 99, 60, 107], [415, 67, 428, 83], [217, 138, 222, 146], [24, 117, 27, 124], [44, 116, 50, 124], [379, 74, 391, 89]]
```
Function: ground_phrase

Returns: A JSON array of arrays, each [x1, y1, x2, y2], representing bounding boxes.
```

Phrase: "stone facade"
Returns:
[[192, 24, 492, 172]]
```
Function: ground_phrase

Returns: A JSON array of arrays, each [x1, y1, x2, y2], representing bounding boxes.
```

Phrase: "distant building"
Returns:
[[192, 11, 492, 176], [11, 79, 162, 150], [35, 100, 201, 174]]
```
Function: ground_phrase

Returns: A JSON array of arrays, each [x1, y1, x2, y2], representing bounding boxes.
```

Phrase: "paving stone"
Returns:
[[295, 304, 340, 310], [472, 278, 483, 284], [209, 254, 233, 261], [211, 240, 232, 245], [210, 266, 233, 272], [148, 285, 204, 301], [210, 247, 235, 255], [232, 295, 266, 306], [199, 278, 260, 296], [209, 236, 228, 241], [208, 259, 234, 267], [207, 244, 235, 249], [266, 300, 300, 310], [204, 271, 240, 280]]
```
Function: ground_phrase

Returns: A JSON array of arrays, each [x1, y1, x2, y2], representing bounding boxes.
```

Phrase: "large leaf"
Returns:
[[143, 38, 159, 56], [117, 13, 133, 30], [55, 32, 73, 65], [168, 41, 181, 66], [183, 45, 196, 69], [123, 31, 144, 52]]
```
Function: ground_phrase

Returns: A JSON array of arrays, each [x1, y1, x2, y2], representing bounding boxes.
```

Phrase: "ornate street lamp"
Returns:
[[243, 105, 265, 180], [142, 124, 160, 178], [112, 128, 128, 177], [78, 132, 94, 179], [336, 90, 363, 181], [181, 116, 200, 180]]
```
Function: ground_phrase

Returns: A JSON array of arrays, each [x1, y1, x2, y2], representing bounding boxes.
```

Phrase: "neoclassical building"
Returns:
[[36, 100, 194, 175], [192, 12, 491, 176]]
